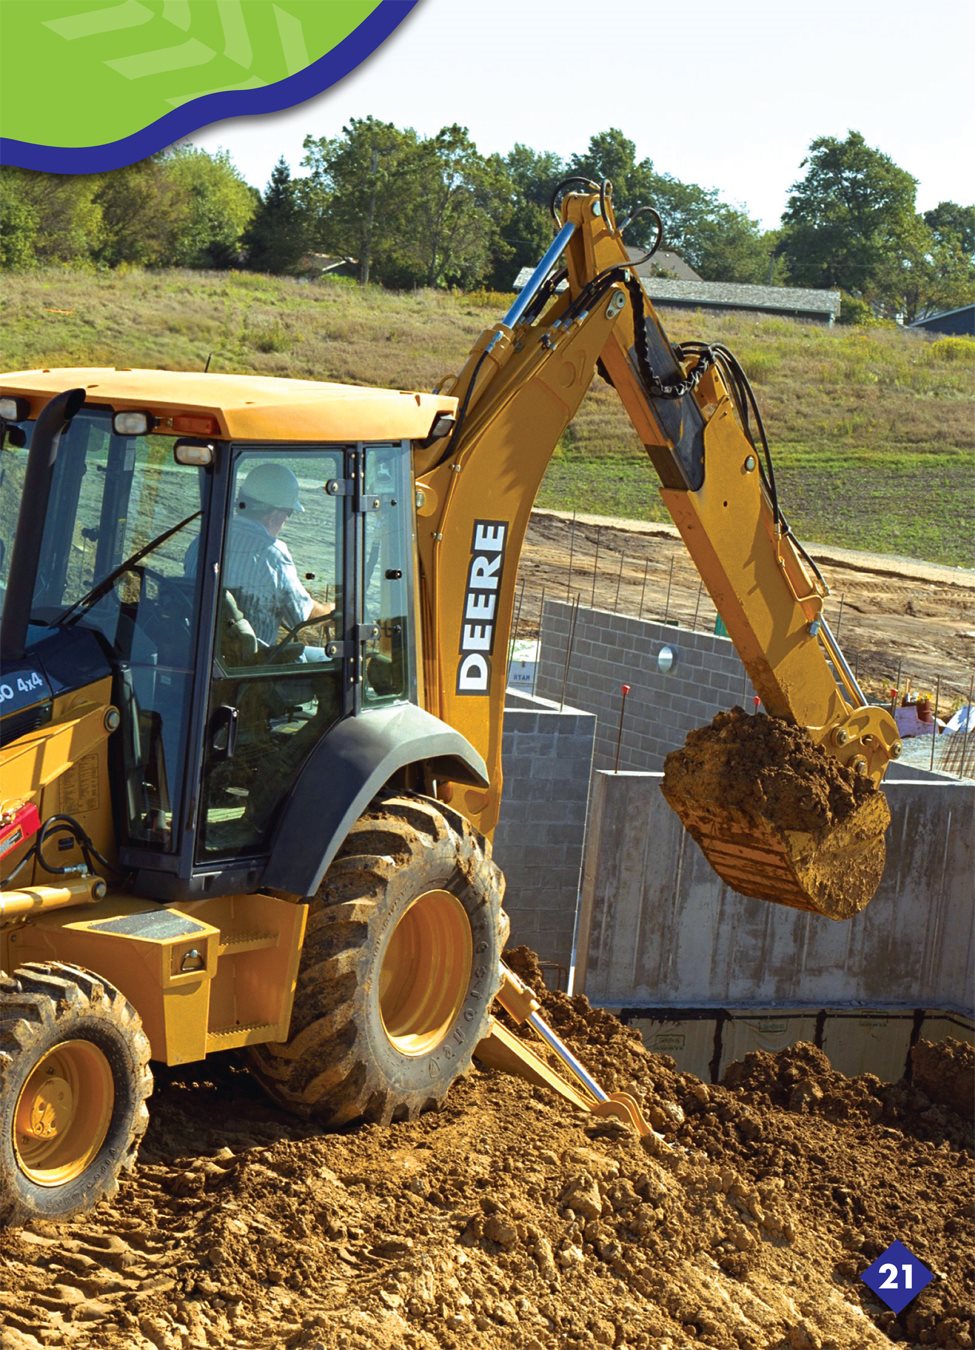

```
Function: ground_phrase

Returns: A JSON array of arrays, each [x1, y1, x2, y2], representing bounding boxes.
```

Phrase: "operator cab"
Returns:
[[0, 374, 446, 897]]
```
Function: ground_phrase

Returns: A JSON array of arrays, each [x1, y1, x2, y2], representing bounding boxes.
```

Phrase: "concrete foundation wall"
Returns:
[[492, 693, 596, 980], [535, 601, 755, 772], [625, 1007, 974, 1083], [577, 772, 975, 1016]]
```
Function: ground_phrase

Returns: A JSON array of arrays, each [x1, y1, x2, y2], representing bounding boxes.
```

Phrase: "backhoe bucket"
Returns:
[[661, 709, 891, 919]]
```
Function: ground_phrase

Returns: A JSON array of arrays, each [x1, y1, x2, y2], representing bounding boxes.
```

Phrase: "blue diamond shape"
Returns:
[[861, 1240, 934, 1314]]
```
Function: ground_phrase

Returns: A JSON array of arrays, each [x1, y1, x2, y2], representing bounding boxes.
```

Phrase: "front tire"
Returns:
[[0, 963, 152, 1226], [249, 794, 506, 1126]]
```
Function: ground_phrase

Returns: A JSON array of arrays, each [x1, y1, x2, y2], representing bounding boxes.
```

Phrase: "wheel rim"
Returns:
[[379, 889, 473, 1057], [14, 1040, 114, 1186]]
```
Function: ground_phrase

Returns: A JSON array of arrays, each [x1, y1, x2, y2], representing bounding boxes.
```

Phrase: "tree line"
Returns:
[[2, 124, 972, 323]]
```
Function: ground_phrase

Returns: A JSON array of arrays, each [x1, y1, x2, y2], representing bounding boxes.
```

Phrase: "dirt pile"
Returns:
[[0, 960, 971, 1350], [661, 709, 891, 917]]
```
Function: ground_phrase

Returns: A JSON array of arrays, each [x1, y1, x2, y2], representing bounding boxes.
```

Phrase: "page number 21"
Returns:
[[879, 1262, 914, 1290]]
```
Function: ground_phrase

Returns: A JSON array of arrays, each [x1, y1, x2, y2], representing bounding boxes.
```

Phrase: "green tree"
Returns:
[[407, 126, 511, 289], [302, 118, 420, 284], [872, 214, 975, 321], [1, 169, 102, 263], [93, 157, 181, 267], [922, 201, 975, 257], [649, 176, 769, 282], [0, 174, 39, 269], [565, 132, 769, 282], [780, 131, 918, 293], [304, 120, 510, 289], [245, 157, 309, 274], [164, 147, 257, 267], [487, 143, 566, 290], [567, 129, 658, 248]]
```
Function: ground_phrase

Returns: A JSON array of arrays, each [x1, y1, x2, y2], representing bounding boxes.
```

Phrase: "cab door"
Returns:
[[198, 445, 348, 860], [359, 442, 415, 710]]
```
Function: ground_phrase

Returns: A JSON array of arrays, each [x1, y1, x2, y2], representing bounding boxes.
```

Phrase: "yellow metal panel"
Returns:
[[414, 288, 628, 837], [0, 369, 456, 445], [0, 678, 117, 886], [7, 897, 218, 1063], [180, 893, 307, 1049], [5, 891, 308, 1065]]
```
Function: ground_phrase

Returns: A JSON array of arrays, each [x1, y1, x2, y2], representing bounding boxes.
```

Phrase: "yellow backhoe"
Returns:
[[0, 183, 899, 1223]]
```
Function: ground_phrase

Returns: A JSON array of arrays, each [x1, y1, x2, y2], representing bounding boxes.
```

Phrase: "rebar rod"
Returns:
[[639, 557, 650, 619], [931, 673, 941, 773], [553, 596, 577, 712], [957, 672, 975, 781]]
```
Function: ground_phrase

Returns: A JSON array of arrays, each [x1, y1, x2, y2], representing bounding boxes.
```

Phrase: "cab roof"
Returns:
[[0, 368, 457, 443]]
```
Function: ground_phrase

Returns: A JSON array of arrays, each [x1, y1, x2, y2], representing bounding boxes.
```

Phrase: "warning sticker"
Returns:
[[60, 755, 101, 816]]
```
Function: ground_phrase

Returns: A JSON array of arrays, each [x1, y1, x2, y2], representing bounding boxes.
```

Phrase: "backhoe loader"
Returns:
[[0, 183, 900, 1223]]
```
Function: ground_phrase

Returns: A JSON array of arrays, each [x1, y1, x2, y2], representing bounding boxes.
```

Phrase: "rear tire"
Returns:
[[0, 963, 152, 1226], [248, 793, 506, 1126]]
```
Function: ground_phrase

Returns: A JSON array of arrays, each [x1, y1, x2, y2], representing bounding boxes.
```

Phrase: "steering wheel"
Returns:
[[267, 611, 337, 663]]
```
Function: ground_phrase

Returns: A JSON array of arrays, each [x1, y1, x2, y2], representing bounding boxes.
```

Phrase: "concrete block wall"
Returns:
[[535, 600, 755, 772], [491, 692, 596, 980], [576, 771, 975, 1016]]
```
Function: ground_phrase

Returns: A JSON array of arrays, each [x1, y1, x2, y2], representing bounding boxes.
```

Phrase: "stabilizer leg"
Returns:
[[475, 963, 658, 1140]]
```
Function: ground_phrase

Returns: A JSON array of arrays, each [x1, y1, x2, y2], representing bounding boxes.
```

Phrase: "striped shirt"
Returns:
[[220, 515, 314, 644]]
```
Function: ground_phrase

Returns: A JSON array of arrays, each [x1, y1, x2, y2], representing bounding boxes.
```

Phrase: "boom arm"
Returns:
[[413, 188, 899, 844]]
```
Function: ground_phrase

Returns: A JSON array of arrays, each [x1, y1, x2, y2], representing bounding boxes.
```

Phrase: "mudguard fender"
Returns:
[[263, 703, 488, 897]]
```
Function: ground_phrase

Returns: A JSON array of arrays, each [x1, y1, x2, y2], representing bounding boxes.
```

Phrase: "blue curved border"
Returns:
[[0, 0, 418, 174]]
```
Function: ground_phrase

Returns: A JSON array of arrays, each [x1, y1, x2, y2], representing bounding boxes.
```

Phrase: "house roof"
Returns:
[[909, 303, 975, 327], [626, 246, 701, 282], [639, 276, 841, 319], [513, 252, 839, 320]]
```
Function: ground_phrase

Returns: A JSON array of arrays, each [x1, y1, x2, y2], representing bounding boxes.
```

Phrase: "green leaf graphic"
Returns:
[[0, 1, 382, 147]]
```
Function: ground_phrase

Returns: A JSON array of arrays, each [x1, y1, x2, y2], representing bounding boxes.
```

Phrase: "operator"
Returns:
[[224, 462, 332, 645], [185, 462, 332, 651]]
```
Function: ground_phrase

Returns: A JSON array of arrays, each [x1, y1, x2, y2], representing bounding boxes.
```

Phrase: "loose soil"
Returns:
[[1, 947, 971, 1350], [519, 512, 975, 709], [1, 514, 972, 1348], [661, 710, 891, 917]]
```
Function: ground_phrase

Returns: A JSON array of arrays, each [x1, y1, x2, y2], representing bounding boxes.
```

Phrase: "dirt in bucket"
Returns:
[[660, 708, 891, 918]]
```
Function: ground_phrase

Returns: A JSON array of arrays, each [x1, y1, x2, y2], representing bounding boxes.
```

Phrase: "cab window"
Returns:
[[199, 449, 345, 858], [3, 409, 207, 851]]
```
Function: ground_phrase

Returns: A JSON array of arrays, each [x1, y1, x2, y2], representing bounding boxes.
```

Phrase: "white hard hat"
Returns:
[[239, 462, 304, 513]]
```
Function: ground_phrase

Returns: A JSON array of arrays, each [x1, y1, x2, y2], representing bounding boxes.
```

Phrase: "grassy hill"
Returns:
[[2, 267, 972, 565]]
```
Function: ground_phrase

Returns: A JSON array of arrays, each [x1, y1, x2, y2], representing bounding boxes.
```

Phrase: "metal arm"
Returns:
[[412, 189, 899, 841]]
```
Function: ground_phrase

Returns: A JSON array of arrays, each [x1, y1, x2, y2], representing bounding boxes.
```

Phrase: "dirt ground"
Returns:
[[0, 945, 971, 1350], [1, 513, 972, 1348], [519, 511, 975, 708]]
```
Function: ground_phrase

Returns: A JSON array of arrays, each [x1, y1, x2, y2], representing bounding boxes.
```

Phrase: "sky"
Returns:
[[191, 0, 974, 232]]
